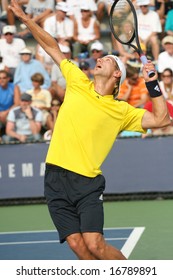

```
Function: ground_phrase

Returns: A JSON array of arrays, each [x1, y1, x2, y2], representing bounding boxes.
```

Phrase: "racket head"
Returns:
[[109, 0, 142, 55]]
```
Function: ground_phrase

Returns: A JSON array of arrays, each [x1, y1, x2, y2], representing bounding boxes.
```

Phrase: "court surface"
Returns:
[[0, 200, 173, 260], [0, 227, 144, 260]]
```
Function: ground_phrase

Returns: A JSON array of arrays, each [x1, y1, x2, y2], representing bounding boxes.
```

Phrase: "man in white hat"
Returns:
[[158, 35, 173, 74], [0, 25, 26, 80], [43, 2, 74, 45], [136, 0, 162, 61], [9, 0, 171, 260]]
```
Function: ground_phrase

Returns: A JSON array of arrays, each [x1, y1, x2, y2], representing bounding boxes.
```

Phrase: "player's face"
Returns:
[[94, 56, 118, 78]]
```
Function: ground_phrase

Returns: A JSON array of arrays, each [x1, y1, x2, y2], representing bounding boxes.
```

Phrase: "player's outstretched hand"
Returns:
[[8, 0, 26, 21], [142, 60, 158, 83]]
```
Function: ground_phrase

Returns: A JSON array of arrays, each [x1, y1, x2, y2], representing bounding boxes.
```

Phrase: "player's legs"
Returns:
[[82, 232, 126, 260], [66, 233, 98, 260]]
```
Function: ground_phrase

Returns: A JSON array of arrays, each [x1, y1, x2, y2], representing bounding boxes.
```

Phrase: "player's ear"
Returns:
[[113, 70, 122, 79]]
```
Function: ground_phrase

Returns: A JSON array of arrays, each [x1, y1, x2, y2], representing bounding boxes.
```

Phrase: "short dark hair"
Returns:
[[31, 73, 44, 85]]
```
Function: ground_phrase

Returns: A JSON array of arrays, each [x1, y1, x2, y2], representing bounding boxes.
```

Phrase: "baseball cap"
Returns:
[[21, 93, 32, 102], [58, 44, 71, 53], [79, 61, 90, 70], [137, 0, 150, 6], [162, 36, 173, 46], [55, 2, 68, 13], [80, 4, 91, 10], [91, 41, 104, 51], [19, 47, 32, 55], [3, 25, 16, 34]]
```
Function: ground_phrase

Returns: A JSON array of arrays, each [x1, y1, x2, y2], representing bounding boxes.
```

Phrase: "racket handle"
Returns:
[[140, 55, 155, 78]]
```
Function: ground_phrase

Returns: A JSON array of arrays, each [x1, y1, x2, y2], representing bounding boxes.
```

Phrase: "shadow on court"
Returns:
[[0, 227, 144, 260]]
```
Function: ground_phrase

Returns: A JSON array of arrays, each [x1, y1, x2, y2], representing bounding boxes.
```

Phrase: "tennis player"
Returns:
[[9, 0, 171, 260]]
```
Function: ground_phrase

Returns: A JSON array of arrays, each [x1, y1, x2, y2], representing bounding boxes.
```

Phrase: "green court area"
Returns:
[[0, 199, 173, 260]]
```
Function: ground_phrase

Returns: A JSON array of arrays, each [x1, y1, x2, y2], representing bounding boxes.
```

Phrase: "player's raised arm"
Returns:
[[141, 61, 171, 130], [9, 0, 65, 66]]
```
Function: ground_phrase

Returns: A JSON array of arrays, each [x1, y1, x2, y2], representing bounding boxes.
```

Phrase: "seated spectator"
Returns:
[[50, 44, 78, 100], [0, 25, 26, 80], [14, 47, 51, 94], [115, 20, 137, 64], [136, 0, 162, 61], [159, 68, 173, 105], [0, 70, 20, 126], [164, 8, 173, 36], [72, 4, 100, 60], [44, 97, 61, 141], [5, 0, 29, 26], [79, 60, 91, 79], [35, 44, 54, 75], [85, 40, 104, 78], [43, 2, 74, 46], [157, 35, 173, 74], [27, 73, 52, 127], [118, 65, 149, 108], [66, 0, 97, 20], [2, 93, 42, 143], [17, 0, 55, 38]]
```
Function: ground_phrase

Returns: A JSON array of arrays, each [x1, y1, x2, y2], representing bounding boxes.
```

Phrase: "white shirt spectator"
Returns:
[[157, 51, 173, 73], [44, 14, 74, 39], [66, 0, 97, 19], [26, 0, 55, 16], [137, 10, 162, 41], [0, 38, 26, 68]]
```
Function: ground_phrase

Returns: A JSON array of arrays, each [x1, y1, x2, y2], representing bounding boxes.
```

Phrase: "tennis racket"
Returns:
[[109, 0, 155, 77]]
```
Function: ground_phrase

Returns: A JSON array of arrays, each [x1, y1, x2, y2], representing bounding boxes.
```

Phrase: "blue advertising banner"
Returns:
[[0, 137, 173, 200]]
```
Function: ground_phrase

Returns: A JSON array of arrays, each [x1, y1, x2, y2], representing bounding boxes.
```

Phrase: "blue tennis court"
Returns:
[[0, 227, 145, 260]]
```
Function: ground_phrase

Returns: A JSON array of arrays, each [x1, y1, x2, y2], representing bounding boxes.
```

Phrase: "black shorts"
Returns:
[[44, 164, 105, 243]]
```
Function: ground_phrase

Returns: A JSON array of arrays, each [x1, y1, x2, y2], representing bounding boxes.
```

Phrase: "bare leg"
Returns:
[[66, 233, 98, 260], [83, 232, 126, 260]]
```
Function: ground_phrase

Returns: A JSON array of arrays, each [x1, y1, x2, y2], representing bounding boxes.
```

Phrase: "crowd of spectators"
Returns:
[[0, 0, 173, 143]]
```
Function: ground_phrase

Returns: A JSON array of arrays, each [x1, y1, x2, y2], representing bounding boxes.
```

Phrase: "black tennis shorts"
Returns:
[[44, 164, 105, 243]]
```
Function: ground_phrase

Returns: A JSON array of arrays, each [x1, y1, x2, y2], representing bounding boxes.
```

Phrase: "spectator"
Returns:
[[85, 40, 104, 78], [164, 8, 173, 36], [43, 2, 74, 46], [115, 20, 137, 64], [17, 0, 55, 38], [14, 47, 51, 94], [0, 25, 26, 80], [136, 0, 162, 61], [159, 68, 173, 105], [5, 0, 29, 25], [157, 35, 173, 74], [66, 0, 97, 20], [72, 4, 100, 60], [95, 0, 110, 22], [0, 70, 20, 127], [35, 44, 54, 75], [50, 44, 78, 100], [79, 60, 91, 79], [27, 72, 52, 126], [118, 65, 149, 108], [2, 93, 42, 143], [44, 97, 61, 141]]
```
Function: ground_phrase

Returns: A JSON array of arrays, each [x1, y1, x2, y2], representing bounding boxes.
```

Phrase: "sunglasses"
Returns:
[[162, 75, 172, 78], [92, 50, 101, 53], [81, 9, 90, 12], [139, 5, 148, 7], [5, 33, 13, 36], [0, 76, 8, 79]]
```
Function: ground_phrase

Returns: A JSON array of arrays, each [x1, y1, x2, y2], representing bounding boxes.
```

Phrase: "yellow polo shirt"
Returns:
[[46, 59, 146, 177]]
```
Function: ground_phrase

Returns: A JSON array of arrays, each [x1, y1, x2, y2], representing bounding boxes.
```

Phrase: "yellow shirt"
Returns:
[[46, 59, 146, 177]]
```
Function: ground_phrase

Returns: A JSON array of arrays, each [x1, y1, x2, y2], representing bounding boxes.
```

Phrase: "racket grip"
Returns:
[[140, 55, 155, 78]]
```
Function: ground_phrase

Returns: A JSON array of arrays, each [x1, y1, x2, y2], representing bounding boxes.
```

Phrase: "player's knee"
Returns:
[[66, 234, 85, 254]]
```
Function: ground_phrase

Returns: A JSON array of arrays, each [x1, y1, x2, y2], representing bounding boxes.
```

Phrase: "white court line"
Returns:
[[121, 227, 145, 258], [0, 237, 127, 246]]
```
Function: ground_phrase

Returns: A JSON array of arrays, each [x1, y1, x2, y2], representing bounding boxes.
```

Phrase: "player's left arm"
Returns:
[[141, 61, 171, 130]]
